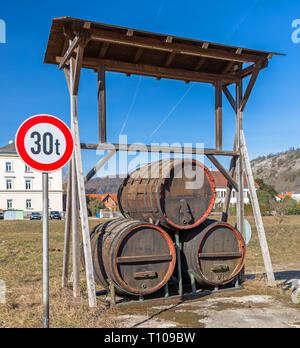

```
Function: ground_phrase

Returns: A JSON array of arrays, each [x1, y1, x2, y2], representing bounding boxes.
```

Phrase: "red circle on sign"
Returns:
[[15, 115, 74, 172]]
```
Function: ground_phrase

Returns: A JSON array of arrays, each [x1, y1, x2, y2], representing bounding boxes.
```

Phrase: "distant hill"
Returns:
[[251, 148, 300, 193], [85, 175, 124, 194], [85, 148, 300, 195]]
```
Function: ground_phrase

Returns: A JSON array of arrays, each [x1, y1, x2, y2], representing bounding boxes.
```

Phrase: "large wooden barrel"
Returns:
[[118, 159, 216, 230], [181, 220, 246, 286], [88, 218, 176, 296]]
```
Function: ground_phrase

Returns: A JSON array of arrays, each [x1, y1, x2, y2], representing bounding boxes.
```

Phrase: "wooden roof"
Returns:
[[0, 142, 17, 155], [44, 17, 283, 84]]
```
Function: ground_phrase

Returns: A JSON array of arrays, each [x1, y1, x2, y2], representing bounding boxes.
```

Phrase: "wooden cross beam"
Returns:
[[241, 69, 260, 112], [222, 85, 236, 112], [73, 45, 84, 95], [59, 35, 80, 70], [85, 150, 117, 183], [206, 154, 238, 191], [56, 56, 238, 84]]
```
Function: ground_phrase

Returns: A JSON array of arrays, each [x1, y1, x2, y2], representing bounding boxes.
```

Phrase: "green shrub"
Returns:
[[256, 190, 272, 205], [87, 198, 104, 216]]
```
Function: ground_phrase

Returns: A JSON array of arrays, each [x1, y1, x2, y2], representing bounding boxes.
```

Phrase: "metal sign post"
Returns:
[[15, 115, 74, 328], [43, 172, 49, 328]]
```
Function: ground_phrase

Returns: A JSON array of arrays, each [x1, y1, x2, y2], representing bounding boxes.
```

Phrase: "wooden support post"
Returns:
[[222, 131, 238, 222], [64, 39, 97, 307], [221, 156, 237, 222], [98, 65, 107, 143], [62, 162, 72, 287], [164, 283, 169, 298], [215, 80, 223, 150], [222, 84, 237, 222], [72, 99, 97, 307], [69, 53, 81, 298], [236, 80, 244, 238], [175, 231, 183, 297], [109, 280, 116, 306], [71, 158, 80, 297], [240, 131, 276, 286]]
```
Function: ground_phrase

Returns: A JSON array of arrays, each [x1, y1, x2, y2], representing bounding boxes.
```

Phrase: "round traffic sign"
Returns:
[[15, 115, 74, 172]]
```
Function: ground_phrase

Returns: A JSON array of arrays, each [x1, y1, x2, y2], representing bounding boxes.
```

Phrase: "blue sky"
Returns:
[[0, 1, 299, 176]]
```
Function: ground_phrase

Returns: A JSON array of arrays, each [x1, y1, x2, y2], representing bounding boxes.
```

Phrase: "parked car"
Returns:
[[50, 211, 61, 220], [30, 212, 42, 220], [0, 212, 4, 220]]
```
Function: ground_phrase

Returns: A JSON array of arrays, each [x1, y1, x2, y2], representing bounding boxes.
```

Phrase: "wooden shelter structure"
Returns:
[[44, 17, 283, 307]]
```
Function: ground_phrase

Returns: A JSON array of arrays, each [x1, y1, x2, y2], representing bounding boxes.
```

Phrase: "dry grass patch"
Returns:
[[0, 216, 299, 328]]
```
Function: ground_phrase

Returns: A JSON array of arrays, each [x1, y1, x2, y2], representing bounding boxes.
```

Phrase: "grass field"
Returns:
[[0, 216, 299, 328]]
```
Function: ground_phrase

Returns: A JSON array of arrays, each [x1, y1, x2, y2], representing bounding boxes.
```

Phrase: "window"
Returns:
[[26, 199, 32, 209], [7, 200, 12, 209], [25, 165, 32, 173], [5, 162, 12, 172], [6, 179, 12, 190], [25, 179, 32, 190]]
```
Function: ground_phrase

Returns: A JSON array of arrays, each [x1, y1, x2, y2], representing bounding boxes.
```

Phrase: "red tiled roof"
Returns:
[[210, 171, 258, 188], [86, 194, 108, 200], [86, 193, 118, 204], [109, 194, 118, 204]]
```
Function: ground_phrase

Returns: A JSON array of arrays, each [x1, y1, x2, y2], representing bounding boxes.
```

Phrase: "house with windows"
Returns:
[[0, 141, 63, 216], [86, 193, 118, 211], [210, 171, 258, 206]]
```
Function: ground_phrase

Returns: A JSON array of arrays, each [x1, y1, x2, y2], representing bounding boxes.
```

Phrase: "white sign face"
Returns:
[[24, 123, 67, 164]]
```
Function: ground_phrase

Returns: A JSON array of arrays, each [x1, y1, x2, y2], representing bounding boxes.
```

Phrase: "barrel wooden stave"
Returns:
[[181, 220, 246, 286], [118, 159, 216, 230], [87, 218, 176, 296]]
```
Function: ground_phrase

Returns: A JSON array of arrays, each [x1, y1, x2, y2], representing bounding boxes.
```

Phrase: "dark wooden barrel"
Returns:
[[118, 159, 216, 230], [87, 218, 176, 296], [181, 220, 246, 286]]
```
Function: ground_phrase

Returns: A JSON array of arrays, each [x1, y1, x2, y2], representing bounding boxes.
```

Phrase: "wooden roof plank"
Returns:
[[89, 28, 262, 63], [44, 17, 284, 82]]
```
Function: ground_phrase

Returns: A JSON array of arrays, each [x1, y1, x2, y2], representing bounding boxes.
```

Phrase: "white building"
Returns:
[[211, 171, 257, 206], [292, 191, 300, 203], [0, 141, 63, 216]]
